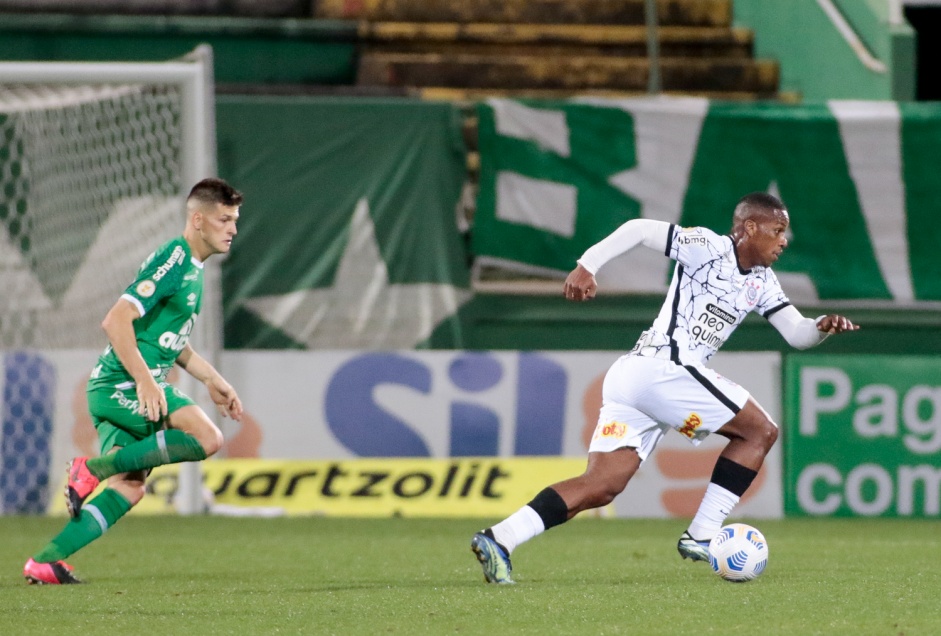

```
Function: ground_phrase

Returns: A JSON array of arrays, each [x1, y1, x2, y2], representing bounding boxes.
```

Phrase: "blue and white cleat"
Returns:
[[471, 532, 515, 584], [677, 531, 711, 562]]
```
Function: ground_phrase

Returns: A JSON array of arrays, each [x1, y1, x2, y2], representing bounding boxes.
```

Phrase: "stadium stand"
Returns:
[[317, 0, 780, 100], [0, 7, 362, 91], [0, 0, 782, 100], [0, 0, 310, 17]]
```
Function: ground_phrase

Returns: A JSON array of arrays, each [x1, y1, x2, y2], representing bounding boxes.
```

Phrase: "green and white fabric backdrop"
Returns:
[[473, 98, 941, 303], [214, 97, 941, 351], [216, 97, 473, 350]]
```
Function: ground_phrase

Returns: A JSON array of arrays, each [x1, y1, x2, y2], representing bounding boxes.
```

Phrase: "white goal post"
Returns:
[[0, 46, 216, 188], [0, 46, 217, 514]]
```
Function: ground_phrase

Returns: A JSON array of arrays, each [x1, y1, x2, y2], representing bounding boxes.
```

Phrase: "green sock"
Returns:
[[33, 489, 132, 563], [87, 429, 207, 480]]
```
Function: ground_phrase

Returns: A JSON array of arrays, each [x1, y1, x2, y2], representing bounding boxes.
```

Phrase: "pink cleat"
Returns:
[[65, 457, 99, 519], [23, 558, 82, 584]]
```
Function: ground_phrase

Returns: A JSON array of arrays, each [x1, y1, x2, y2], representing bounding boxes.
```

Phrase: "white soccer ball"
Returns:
[[708, 523, 769, 582]]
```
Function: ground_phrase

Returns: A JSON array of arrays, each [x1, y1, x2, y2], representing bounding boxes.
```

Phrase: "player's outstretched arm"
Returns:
[[176, 344, 244, 420], [768, 306, 859, 350]]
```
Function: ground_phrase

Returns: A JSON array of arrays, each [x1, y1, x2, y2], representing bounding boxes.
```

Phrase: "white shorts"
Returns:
[[588, 354, 750, 462]]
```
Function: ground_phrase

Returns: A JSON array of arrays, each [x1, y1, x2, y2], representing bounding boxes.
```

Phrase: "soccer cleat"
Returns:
[[677, 531, 711, 562], [65, 457, 100, 519], [23, 558, 82, 585], [470, 532, 515, 584]]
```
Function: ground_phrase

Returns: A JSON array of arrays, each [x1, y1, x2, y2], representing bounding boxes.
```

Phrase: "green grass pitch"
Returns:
[[1, 515, 938, 635]]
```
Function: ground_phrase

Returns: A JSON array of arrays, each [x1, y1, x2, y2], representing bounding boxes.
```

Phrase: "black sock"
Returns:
[[526, 487, 569, 531], [711, 456, 758, 497]]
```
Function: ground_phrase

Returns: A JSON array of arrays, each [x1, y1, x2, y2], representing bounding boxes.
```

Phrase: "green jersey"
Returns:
[[89, 236, 204, 390]]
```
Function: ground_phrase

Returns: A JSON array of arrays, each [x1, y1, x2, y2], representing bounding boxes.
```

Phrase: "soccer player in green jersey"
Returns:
[[24, 178, 245, 585]]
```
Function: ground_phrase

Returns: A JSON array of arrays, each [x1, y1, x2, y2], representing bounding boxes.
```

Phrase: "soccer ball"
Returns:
[[708, 523, 769, 582]]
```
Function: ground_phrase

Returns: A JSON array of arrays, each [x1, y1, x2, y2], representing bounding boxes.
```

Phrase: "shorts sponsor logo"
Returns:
[[678, 413, 703, 439], [593, 421, 627, 441], [110, 390, 140, 414], [136, 280, 156, 298]]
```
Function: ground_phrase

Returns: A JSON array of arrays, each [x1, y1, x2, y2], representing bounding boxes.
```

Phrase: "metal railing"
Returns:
[[816, 0, 887, 73], [645, 0, 662, 93]]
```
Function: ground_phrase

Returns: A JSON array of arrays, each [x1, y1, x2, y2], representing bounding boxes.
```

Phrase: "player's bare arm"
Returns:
[[176, 344, 243, 420], [101, 298, 166, 422]]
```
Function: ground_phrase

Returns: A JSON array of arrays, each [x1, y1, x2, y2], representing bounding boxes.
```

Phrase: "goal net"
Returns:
[[0, 48, 216, 513]]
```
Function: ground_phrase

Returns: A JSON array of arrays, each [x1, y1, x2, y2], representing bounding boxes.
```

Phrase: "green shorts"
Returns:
[[87, 383, 196, 454]]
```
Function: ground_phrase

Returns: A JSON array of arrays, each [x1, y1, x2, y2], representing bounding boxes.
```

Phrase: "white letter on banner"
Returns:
[[598, 97, 708, 294], [797, 464, 842, 514], [853, 384, 897, 438], [800, 367, 851, 436], [604, 96, 708, 225], [845, 464, 893, 516], [829, 100, 913, 301], [496, 171, 578, 237], [491, 99, 570, 157], [897, 465, 941, 515], [902, 386, 941, 454]]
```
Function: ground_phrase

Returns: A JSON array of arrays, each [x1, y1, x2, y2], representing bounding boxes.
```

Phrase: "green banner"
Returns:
[[474, 99, 641, 273], [474, 97, 941, 302], [216, 96, 471, 349], [784, 355, 941, 518]]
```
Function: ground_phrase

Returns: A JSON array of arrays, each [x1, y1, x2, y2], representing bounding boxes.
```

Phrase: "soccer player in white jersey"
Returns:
[[23, 179, 244, 584], [471, 191, 859, 584]]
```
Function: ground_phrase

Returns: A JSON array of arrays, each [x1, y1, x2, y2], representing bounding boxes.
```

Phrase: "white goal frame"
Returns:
[[0, 45, 217, 185], [0, 46, 218, 514]]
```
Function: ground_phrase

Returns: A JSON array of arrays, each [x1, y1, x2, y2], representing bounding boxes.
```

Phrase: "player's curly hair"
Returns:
[[187, 178, 243, 207]]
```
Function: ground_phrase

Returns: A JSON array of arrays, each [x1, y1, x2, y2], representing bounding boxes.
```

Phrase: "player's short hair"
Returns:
[[737, 191, 785, 213], [187, 178, 243, 208], [733, 192, 787, 228]]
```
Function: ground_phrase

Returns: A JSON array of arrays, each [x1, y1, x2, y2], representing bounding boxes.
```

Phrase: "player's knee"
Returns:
[[116, 481, 146, 505], [587, 475, 629, 506], [594, 488, 619, 507], [200, 426, 224, 457], [597, 485, 624, 507], [751, 418, 778, 451], [127, 485, 146, 506]]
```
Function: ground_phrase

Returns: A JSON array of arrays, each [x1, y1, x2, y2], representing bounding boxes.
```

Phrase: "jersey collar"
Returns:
[[727, 235, 753, 275]]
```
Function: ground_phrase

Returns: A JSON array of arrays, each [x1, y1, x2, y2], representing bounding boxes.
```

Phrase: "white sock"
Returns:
[[489, 505, 545, 554], [686, 483, 740, 541]]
